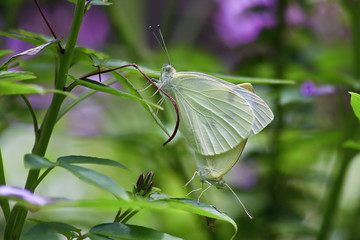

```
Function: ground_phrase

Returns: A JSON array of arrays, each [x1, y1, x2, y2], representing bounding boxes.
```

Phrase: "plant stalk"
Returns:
[[4, 1, 86, 239]]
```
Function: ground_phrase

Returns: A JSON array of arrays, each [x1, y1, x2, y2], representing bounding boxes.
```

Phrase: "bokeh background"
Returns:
[[1, 0, 360, 239]]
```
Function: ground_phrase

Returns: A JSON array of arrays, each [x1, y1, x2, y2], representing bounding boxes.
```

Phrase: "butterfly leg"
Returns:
[[138, 83, 153, 92], [155, 97, 165, 116], [197, 180, 212, 203], [184, 187, 202, 198], [183, 171, 199, 188]]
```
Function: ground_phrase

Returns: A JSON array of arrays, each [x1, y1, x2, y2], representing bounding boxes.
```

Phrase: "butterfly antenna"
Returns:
[[149, 25, 171, 65], [156, 25, 171, 65], [224, 183, 253, 219]]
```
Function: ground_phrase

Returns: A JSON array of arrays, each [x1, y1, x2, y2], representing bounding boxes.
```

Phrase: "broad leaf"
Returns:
[[23, 222, 81, 240], [95, 58, 295, 85], [0, 38, 61, 70], [88, 223, 182, 240], [24, 154, 55, 169], [42, 194, 237, 239], [58, 162, 129, 200], [0, 50, 13, 58], [0, 81, 76, 98], [349, 92, 360, 120], [111, 71, 169, 136], [0, 82, 45, 95], [0, 71, 36, 82], [75, 47, 108, 60], [0, 29, 52, 45], [343, 140, 360, 150], [57, 79, 117, 121], [57, 155, 128, 169], [68, 75, 162, 109]]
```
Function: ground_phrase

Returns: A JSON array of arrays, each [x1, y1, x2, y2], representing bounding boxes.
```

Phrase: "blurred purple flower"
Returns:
[[6, 2, 110, 53], [67, 73, 113, 137], [0, 185, 53, 205], [213, 0, 305, 48], [227, 162, 258, 189], [300, 81, 336, 97], [67, 100, 105, 137], [214, 0, 276, 47]]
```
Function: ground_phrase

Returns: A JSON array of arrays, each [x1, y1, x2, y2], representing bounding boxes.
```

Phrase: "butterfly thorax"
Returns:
[[199, 169, 225, 189], [160, 64, 177, 91]]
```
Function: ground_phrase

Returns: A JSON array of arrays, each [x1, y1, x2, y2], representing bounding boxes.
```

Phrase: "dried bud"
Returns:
[[136, 173, 145, 192], [145, 181, 154, 195], [143, 171, 154, 190]]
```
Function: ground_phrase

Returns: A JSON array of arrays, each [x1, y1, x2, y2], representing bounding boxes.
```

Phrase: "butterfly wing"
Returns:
[[229, 83, 274, 136], [196, 139, 248, 181], [169, 73, 254, 156]]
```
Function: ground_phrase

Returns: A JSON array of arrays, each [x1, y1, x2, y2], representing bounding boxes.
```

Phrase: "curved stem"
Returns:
[[21, 95, 39, 142], [79, 64, 180, 145], [33, 0, 63, 52], [29, 167, 55, 192]]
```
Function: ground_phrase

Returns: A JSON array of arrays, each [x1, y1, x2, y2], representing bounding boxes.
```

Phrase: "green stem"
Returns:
[[21, 95, 39, 142], [264, 1, 288, 238], [121, 210, 139, 223], [4, 1, 86, 239], [0, 145, 10, 221], [29, 167, 55, 191]]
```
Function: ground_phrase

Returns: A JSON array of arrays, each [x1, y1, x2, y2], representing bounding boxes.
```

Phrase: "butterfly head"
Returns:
[[160, 64, 176, 84]]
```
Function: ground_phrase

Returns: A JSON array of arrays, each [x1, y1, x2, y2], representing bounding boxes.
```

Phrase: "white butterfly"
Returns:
[[159, 64, 273, 156], [157, 64, 273, 218]]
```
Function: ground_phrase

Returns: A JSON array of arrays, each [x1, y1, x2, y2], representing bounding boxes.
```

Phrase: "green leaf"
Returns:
[[343, 140, 360, 150], [0, 71, 36, 82], [42, 194, 237, 239], [57, 79, 117, 121], [88, 223, 182, 240], [0, 50, 13, 58], [23, 222, 81, 240], [0, 29, 52, 45], [97, 59, 159, 78], [157, 196, 237, 239], [349, 92, 360, 120], [0, 81, 76, 98], [111, 71, 169, 136], [214, 73, 295, 85], [58, 162, 129, 200], [24, 154, 55, 169], [0, 38, 61, 70], [0, 82, 45, 95], [96, 58, 294, 85], [75, 47, 109, 60], [68, 75, 162, 109], [57, 155, 128, 169]]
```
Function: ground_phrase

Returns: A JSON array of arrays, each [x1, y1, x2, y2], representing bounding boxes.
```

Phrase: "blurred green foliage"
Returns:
[[0, 0, 360, 240]]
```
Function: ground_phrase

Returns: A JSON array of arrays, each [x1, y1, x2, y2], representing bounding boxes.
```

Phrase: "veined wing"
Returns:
[[230, 84, 274, 136], [196, 139, 248, 181], [171, 73, 254, 156], [176, 72, 274, 137]]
